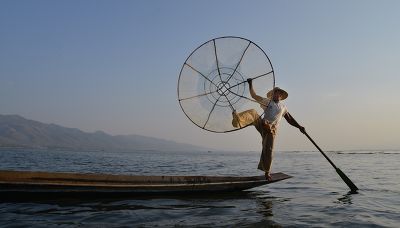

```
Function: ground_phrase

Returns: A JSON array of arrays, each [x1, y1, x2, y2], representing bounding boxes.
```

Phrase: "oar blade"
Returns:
[[336, 168, 358, 193]]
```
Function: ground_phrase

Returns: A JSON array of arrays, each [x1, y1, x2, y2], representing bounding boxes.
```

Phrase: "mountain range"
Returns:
[[0, 114, 206, 152]]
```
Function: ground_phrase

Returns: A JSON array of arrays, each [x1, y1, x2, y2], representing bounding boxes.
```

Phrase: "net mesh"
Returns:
[[178, 37, 275, 133]]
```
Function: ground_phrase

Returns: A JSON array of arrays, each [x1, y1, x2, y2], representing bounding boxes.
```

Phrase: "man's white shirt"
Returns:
[[260, 98, 288, 126]]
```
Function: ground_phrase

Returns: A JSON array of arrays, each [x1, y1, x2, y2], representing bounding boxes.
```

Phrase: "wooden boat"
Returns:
[[0, 170, 291, 195]]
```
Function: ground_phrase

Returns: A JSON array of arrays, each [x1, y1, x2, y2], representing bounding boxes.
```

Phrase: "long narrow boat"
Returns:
[[0, 170, 291, 194]]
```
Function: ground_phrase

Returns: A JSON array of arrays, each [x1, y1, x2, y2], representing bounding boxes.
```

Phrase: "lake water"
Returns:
[[0, 148, 399, 227]]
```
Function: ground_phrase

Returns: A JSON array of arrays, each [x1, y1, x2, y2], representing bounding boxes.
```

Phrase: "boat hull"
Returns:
[[0, 170, 292, 194]]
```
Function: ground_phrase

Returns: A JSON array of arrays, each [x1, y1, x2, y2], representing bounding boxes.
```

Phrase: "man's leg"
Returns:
[[257, 125, 276, 181], [233, 109, 276, 180], [232, 109, 259, 128], [236, 110, 276, 180]]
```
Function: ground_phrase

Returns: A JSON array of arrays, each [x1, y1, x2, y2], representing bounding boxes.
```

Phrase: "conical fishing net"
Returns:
[[178, 37, 275, 133]]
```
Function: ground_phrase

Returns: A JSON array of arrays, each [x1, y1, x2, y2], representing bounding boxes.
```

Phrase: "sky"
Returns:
[[1, 0, 400, 151]]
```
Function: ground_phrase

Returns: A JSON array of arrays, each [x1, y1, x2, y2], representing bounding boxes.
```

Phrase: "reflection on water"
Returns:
[[336, 191, 355, 205], [1, 149, 400, 227], [1, 188, 284, 227], [255, 197, 274, 217]]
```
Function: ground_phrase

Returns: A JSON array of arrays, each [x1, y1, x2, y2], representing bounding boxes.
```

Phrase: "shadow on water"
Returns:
[[0, 190, 285, 227]]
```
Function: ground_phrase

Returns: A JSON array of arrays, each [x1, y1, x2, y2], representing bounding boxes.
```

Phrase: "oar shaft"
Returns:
[[304, 132, 338, 169], [303, 132, 359, 192]]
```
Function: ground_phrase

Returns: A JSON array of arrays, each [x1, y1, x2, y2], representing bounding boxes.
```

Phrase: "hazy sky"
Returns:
[[1, 0, 400, 151]]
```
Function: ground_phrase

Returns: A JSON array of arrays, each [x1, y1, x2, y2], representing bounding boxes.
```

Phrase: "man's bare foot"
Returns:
[[265, 173, 272, 181]]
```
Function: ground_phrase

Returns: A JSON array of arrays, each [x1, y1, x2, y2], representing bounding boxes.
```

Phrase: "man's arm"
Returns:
[[247, 78, 264, 102], [284, 112, 306, 134]]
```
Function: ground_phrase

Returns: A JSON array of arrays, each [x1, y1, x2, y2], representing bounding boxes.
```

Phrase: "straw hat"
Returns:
[[266, 87, 288, 100]]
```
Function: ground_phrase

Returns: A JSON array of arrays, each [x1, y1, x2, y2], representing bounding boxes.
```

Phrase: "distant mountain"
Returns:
[[0, 114, 207, 152]]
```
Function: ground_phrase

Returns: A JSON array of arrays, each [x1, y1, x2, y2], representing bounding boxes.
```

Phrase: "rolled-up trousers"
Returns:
[[232, 109, 276, 174]]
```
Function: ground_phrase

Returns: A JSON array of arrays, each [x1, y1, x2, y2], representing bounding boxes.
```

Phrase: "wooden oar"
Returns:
[[303, 132, 359, 193]]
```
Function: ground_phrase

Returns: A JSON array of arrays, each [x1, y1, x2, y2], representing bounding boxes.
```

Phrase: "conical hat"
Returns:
[[266, 87, 288, 100]]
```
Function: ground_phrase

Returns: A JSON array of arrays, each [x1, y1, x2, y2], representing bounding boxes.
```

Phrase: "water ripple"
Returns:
[[1, 149, 399, 227]]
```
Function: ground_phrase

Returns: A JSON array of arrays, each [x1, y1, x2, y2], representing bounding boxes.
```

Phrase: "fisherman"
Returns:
[[232, 78, 306, 181]]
